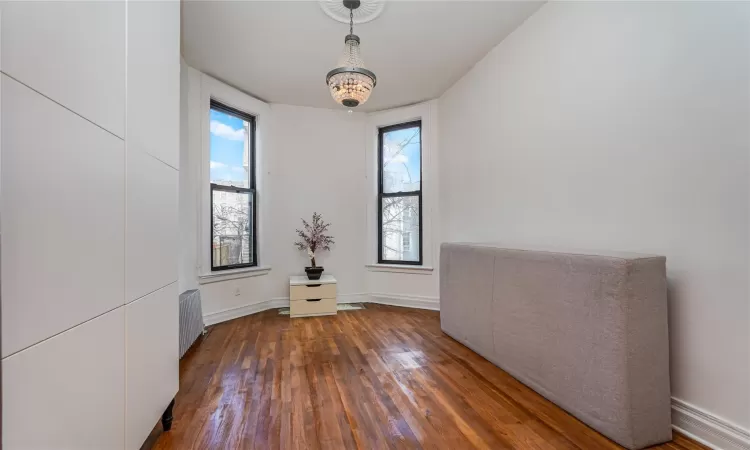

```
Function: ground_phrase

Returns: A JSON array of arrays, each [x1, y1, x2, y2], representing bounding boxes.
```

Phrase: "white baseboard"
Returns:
[[369, 293, 440, 311], [337, 293, 372, 304], [203, 298, 287, 326], [672, 398, 750, 450], [203, 293, 438, 326]]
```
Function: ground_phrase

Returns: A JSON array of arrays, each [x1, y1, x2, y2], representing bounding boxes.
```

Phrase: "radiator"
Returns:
[[178, 289, 204, 359]]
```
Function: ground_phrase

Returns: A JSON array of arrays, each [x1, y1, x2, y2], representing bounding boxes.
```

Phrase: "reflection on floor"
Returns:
[[144, 304, 707, 450]]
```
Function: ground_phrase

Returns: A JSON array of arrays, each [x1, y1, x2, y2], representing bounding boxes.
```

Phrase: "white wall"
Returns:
[[179, 67, 438, 319], [439, 0, 750, 435], [267, 104, 367, 300], [181, 70, 275, 317], [179, 71, 371, 316]]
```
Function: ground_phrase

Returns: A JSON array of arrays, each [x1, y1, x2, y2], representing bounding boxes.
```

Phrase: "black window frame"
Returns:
[[209, 99, 257, 271], [377, 120, 423, 265]]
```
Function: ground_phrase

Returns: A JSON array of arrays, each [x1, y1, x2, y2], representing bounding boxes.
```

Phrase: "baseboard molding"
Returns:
[[204, 293, 438, 326], [203, 298, 288, 326], [337, 293, 372, 304], [672, 398, 750, 450], [204, 293, 375, 326], [369, 293, 441, 311]]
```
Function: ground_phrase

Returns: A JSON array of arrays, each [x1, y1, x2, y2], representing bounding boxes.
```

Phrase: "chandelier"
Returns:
[[325, 0, 377, 108]]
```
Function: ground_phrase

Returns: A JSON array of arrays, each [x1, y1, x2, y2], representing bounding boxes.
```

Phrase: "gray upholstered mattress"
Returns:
[[440, 243, 672, 449]]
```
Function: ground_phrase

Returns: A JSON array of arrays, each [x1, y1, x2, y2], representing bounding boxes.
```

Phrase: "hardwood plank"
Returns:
[[146, 304, 708, 450]]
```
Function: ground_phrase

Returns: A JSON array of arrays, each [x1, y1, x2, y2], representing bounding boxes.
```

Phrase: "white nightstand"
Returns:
[[289, 275, 337, 318]]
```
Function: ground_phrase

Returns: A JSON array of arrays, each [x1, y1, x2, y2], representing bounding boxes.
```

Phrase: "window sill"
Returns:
[[365, 264, 434, 275], [198, 266, 271, 285]]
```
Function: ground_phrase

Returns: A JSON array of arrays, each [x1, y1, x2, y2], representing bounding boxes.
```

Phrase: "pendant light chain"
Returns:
[[349, 7, 354, 36]]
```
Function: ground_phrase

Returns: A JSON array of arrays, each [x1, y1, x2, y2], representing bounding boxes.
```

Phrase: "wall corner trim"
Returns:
[[671, 398, 750, 450]]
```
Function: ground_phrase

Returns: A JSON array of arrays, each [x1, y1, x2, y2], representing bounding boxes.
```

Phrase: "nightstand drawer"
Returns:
[[290, 283, 336, 301], [290, 297, 337, 317]]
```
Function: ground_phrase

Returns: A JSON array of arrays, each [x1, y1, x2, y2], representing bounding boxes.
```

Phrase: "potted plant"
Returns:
[[294, 212, 334, 280]]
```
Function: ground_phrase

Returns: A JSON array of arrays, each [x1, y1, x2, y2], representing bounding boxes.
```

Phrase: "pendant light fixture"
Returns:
[[325, 0, 377, 108]]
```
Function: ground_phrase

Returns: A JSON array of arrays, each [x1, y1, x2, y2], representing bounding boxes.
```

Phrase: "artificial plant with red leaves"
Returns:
[[294, 212, 334, 267]]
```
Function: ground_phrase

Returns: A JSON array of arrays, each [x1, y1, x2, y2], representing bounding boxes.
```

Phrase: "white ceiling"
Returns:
[[182, 1, 544, 112]]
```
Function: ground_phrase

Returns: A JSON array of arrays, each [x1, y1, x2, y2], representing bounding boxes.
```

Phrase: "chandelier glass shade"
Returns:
[[326, 2, 376, 108]]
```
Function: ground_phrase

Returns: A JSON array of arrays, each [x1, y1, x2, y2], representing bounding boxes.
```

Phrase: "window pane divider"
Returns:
[[378, 259, 424, 266], [210, 183, 253, 194], [380, 191, 420, 198]]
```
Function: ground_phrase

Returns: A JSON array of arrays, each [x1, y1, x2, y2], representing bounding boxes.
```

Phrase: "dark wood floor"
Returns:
[[147, 304, 705, 450]]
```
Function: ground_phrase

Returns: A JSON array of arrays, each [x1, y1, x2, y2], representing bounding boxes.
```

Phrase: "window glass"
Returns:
[[381, 195, 420, 262], [212, 189, 253, 267], [381, 125, 420, 194], [209, 108, 250, 188]]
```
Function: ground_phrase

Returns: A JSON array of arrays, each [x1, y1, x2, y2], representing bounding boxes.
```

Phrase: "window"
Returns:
[[378, 120, 422, 264], [209, 99, 256, 270]]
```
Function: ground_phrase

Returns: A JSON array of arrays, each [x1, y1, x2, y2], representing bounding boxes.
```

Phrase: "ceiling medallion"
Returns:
[[325, 0, 377, 108], [319, 0, 384, 25]]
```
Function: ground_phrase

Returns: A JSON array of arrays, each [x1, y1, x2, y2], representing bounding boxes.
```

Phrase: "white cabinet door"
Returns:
[[123, 3, 179, 447], [125, 149, 178, 303], [127, 0, 180, 168], [1, 75, 125, 357], [124, 0, 180, 303], [2, 307, 126, 450], [125, 283, 179, 450], [0, 1, 126, 137]]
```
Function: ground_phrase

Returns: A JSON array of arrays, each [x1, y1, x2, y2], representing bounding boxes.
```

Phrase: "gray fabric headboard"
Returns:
[[440, 243, 672, 449]]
